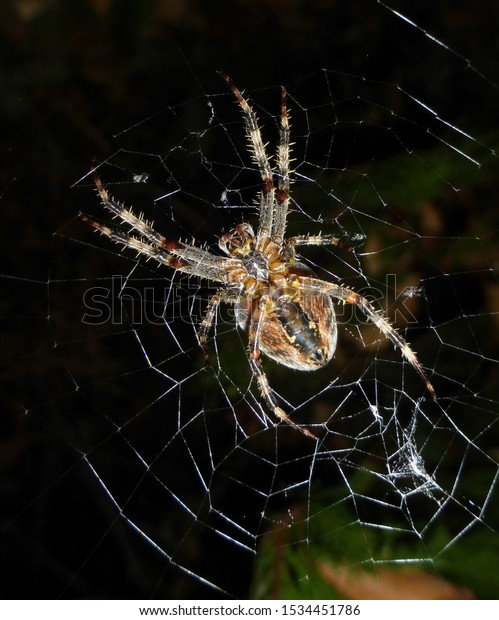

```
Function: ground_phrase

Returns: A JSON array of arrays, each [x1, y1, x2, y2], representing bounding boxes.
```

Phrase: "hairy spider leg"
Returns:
[[82, 176, 232, 282], [198, 291, 223, 364], [273, 86, 291, 242], [220, 73, 275, 249], [286, 233, 354, 254], [198, 288, 242, 363], [300, 277, 436, 397]]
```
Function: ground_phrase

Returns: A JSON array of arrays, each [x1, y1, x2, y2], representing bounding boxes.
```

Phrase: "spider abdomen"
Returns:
[[238, 289, 338, 372], [272, 293, 337, 370]]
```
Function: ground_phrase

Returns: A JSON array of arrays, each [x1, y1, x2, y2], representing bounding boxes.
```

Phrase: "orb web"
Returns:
[[2, 3, 498, 600]]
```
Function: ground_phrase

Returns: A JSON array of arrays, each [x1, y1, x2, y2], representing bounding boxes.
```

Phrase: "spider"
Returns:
[[82, 73, 435, 439]]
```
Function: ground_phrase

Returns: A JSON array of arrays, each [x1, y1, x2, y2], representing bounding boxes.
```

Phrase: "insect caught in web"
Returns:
[[82, 73, 435, 439]]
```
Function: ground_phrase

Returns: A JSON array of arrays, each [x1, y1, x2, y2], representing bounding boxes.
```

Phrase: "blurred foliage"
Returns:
[[253, 487, 499, 599]]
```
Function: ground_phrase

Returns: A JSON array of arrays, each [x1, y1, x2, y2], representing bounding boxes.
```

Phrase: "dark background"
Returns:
[[1, 0, 498, 600]]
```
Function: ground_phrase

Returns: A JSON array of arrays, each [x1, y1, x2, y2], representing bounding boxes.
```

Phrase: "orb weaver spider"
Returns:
[[82, 74, 435, 439]]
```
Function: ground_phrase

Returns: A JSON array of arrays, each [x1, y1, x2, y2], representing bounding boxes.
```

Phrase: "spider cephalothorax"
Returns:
[[220, 223, 338, 372], [83, 74, 435, 438]]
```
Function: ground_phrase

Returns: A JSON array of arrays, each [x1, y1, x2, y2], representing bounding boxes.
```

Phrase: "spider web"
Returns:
[[2, 1, 498, 600]]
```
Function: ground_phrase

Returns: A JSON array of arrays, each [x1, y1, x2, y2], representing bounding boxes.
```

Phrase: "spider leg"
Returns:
[[286, 233, 354, 253], [83, 175, 234, 282], [247, 303, 317, 439], [198, 288, 240, 363], [93, 174, 170, 247], [272, 86, 291, 242], [82, 214, 232, 282], [299, 276, 436, 397], [220, 73, 275, 246], [199, 291, 222, 364]]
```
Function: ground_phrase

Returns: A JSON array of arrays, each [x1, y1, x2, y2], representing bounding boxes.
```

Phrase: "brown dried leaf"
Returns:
[[317, 560, 475, 600]]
